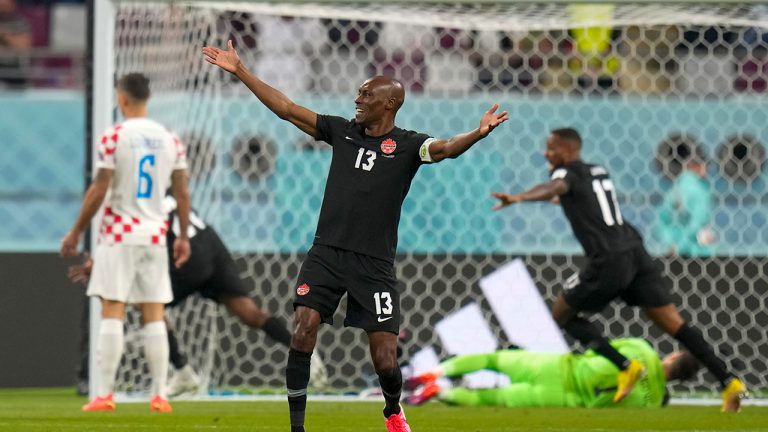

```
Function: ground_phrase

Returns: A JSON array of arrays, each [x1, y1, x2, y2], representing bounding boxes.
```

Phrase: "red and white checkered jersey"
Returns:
[[95, 118, 187, 246]]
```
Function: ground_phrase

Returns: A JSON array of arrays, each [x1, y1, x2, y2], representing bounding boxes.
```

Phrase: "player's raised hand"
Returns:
[[202, 40, 241, 73], [479, 103, 509, 137], [491, 192, 522, 211], [68, 253, 93, 284], [173, 237, 191, 268], [60, 230, 82, 257]]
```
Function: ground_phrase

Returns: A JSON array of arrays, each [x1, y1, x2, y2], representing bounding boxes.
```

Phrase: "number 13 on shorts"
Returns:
[[374, 292, 393, 315]]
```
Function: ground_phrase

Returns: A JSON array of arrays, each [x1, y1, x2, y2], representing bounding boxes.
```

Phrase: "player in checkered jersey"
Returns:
[[68, 194, 328, 397], [60, 73, 191, 413]]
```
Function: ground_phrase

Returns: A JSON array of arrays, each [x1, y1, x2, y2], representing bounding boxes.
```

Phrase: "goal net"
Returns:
[[98, 1, 768, 398]]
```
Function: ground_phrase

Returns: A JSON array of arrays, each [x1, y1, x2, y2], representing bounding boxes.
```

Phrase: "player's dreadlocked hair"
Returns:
[[117, 73, 151, 102], [666, 351, 701, 382]]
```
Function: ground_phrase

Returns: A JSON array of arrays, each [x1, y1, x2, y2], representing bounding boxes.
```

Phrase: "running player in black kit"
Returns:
[[203, 40, 508, 432], [491, 128, 746, 412]]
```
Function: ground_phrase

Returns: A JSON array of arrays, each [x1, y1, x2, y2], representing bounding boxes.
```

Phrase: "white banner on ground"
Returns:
[[480, 258, 569, 354]]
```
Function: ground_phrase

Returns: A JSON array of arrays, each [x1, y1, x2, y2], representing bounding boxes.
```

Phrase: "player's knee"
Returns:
[[291, 315, 319, 350], [371, 350, 398, 374], [374, 361, 399, 378]]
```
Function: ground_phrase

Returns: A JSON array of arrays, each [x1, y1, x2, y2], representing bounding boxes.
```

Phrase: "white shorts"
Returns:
[[87, 244, 173, 304]]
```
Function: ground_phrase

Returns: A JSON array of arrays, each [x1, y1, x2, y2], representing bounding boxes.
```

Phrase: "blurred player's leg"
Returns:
[[643, 304, 745, 411], [141, 303, 171, 412], [76, 295, 90, 396], [165, 321, 202, 398], [83, 299, 125, 411], [369, 331, 411, 432], [167, 363, 201, 398], [223, 295, 292, 346], [406, 381, 441, 405], [441, 385, 525, 407], [286, 306, 321, 432], [97, 318, 125, 397], [553, 292, 643, 402]]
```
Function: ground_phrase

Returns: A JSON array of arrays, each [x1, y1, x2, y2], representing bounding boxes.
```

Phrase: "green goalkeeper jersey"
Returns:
[[567, 338, 666, 408]]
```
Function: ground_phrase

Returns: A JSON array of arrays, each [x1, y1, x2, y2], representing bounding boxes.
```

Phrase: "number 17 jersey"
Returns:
[[95, 117, 187, 247], [551, 160, 641, 256]]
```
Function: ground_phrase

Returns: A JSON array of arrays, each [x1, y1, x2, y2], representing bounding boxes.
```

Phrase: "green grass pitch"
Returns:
[[1, 389, 766, 431]]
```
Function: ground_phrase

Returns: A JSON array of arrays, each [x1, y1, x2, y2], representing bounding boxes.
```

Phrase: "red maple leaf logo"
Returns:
[[381, 138, 397, 154], [296, 283, 310, 296]]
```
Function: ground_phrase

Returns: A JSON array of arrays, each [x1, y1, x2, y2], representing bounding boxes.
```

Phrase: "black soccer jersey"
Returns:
[[313, 115, 433, 262], [165, 196, 213, 282], [551, 160, 642, 256]]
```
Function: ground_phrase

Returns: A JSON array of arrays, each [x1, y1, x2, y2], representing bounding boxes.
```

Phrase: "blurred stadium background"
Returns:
[[1, 0, 766, 411]]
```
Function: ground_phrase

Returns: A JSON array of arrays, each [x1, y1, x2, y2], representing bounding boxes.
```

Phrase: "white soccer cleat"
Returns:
[[309, 349, 329, 392], [167, 364, 202, 398]]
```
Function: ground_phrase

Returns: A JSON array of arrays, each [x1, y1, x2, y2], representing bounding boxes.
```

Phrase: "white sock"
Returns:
[[143, 320, 170, 398], [98, 318, 124, 397]]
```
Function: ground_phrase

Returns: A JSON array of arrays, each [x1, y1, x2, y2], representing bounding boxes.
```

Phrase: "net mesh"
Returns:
[[109, 1, 768, 396]]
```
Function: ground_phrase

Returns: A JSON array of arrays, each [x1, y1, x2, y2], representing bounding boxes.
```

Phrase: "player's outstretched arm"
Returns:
[[170, 169, 191, 268], [60, 168, 113, 257], [491, 179, 569, 211], [202, 40, 318, 138], [426, 103, 508, 163]]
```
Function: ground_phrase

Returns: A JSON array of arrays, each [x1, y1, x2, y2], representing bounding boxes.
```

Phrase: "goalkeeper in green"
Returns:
[[405, 338, 699, 408]]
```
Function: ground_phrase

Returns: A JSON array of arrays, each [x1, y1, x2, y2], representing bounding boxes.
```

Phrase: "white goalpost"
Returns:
[[89, 0, 768, 400]]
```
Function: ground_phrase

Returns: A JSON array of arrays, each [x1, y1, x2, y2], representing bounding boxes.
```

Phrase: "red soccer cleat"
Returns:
[[406, 382, 441, 406], [150, 395, 173, 413], [385, 405, 412, 432], [404, 371, 440, 391], [82, 394, 115, 412]]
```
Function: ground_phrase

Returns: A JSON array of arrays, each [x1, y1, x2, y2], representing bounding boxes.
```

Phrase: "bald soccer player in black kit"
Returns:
[[203, 40, 508, 431]]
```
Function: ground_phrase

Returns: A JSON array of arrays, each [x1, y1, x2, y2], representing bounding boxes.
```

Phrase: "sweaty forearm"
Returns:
[[440, 128, 484, 159], [519, 183, 560, 202]]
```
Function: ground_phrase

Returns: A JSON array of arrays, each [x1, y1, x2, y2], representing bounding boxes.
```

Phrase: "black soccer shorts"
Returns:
[[563, 246, 672, 313], [169, 229, 251, 307], [293, 244, 400, 334]]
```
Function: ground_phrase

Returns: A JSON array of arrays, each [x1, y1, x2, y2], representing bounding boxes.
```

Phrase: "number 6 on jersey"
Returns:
[[137, 154, 155, 199]]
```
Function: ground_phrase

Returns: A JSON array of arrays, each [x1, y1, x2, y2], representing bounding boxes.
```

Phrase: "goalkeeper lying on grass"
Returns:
[[405, 338, 699, 408]]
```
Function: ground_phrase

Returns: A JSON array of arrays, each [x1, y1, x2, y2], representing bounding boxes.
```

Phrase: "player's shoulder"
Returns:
[[391, 126, 430, 146], [319, 114, 355, 131], [119, 118, 174, 135], [551, 162, 582, 181], [585, 162, 611, 178]]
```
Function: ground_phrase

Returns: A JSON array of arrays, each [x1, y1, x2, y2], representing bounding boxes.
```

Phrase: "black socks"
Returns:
[[287, 349, 312, 430]]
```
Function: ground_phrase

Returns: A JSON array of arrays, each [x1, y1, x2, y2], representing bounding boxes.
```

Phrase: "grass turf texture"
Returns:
[[1, 389, 766, 431]]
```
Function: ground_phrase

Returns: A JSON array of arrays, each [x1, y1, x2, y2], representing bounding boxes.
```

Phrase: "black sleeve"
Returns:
[[403, 130, 432, 164], [550, 166, 578, 194], [315, 115, 349, 145]]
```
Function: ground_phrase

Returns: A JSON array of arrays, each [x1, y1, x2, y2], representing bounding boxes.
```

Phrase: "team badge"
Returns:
[[381, 138, 397, 154], [297, 283, 310, 296]]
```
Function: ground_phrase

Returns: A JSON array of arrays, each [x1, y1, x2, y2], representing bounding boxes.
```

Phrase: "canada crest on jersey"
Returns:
[[297, 283, 310, 296], [380, 138, 397, 154]]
